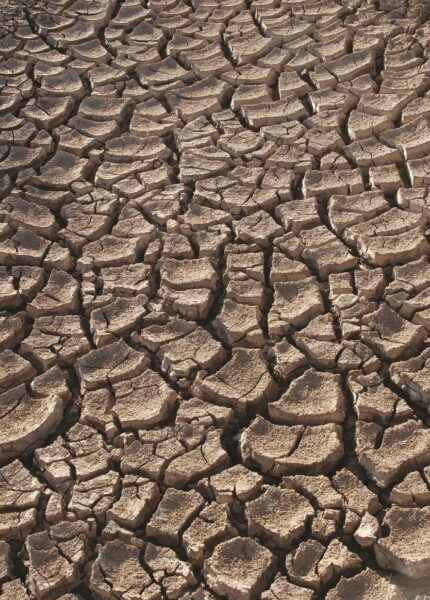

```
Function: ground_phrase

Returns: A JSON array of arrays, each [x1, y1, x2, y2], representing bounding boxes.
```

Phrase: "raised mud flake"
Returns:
[[0, 147, 47, 178], [240, 416, 303, 476], [360, 303, 427, 361], [0, 269, 20, 310], [119, 437, 171, 484], [262, 576, 315, 600], [182, 503, 238, 565], [268, 277, 324, 336], [77, 235, 146, 272], [271, 340, 307, 379], [162, 233, 197, 263], [90, 294, 148, 347], [268, 368, 346, 425], [135, 318, 196, 353], [43, 242, 74, 272], [94, 160, 168, 189], [241, 98, 308, 128], [177, 42, 230, 80], [375, 506, 430, 578], [402, 96, 430, 124], [34, 420, 109, 489], [348, 374, 406, 426], [348, 110, 394, 141], [78, 96, 130, 123], [89, 539, 159, 600], [0, 579, 31, 600], [281, 424, 344, 475], [80, 387, 116, 437], [193, 348, 278, 417], [297, 225, 357, 279], [175, 398, 235, 431], [389, 469, 430, 507], [0, 228, 51, 267], [68, 471, 120, 522], [153, 324, 226, 386], [199, 465, 263, 505], [267, 145, 316, 174], [146, 488, 205, 546], [59, 200, 114, 254], [218, 129, 274, 159], [245, 487, 314, 549], [269, 253, 311, 286], [0, 194, 58, 240], [303, 168, 364, 201], [326, 569, 405, 600], [75, 339, 149, 393], [389, 348, 430, 413], [293, 313, 342, 369], [27, 270, 79, 318], [164, 77, 229, 122], [354, 512, 380, 547], [282, 475, 342, 511], [21, 96, 74, 130], [111, 369, 178, 429], [144, 542, 197, 598], [332, 468, 381, 517], [105, 134, 170, 165], [31, 367, 70, 405], [178, 203, 232, 233], [163, 428, 229, 488], [135, 184, 187, 227], [65, 423, 111, 483], [0, 384, 64, 463], [203, 537, 276, 600], [380, 117, 430, 161], [175, 117, 219, 153], [323, 48, 374, 82], [0, 459, 44, 541], [359, 420, 430, 488], [136, 319, 225, 387], [0, 350, 36, 394], [194, 178, 277, 217], [179, 146, 233, 183], [212, 298, 265, 348], [284, 539, 326, 590], [343, 137, 402, 168], [33, 150, 89, 190], [25, 521, 91, 599], [160, 257, 218, 321], [99, 264, 153, 298], [275, 198, 321, 234], [316, 539, 363, 586], [407, 156, 430, 187], [228, 34, 274, 67], [233, 210, 283, 248], [40, 68, 84, 99], [106, 475, 160, 530], [224, 250, 265, 286], [369, 164, 404, 194], [342, 208, 428, 267], [0, 540, 12, 581], [111, 206, 157, 244]]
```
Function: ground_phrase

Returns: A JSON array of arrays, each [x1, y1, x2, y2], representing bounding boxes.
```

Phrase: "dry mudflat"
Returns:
[[1, 0, 430, 597]]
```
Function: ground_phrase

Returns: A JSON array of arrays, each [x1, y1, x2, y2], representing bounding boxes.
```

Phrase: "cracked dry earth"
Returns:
[[3, 1, 430, 600]]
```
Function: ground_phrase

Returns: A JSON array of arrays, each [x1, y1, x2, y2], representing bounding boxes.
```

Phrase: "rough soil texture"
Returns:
[[2, 0, 430, 598]]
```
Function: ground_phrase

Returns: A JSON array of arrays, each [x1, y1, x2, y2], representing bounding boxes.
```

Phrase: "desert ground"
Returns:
[[1, 0, 430, 598]]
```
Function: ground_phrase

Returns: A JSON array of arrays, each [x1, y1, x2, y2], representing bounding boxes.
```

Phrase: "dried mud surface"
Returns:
[[1, 0, 430, 598]]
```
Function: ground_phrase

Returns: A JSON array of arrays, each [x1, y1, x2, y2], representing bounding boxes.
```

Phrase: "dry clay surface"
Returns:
[[2, 0, 430, 598]]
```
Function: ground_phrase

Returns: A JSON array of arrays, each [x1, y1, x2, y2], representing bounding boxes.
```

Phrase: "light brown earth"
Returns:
[[1, 0, 430, 598]]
